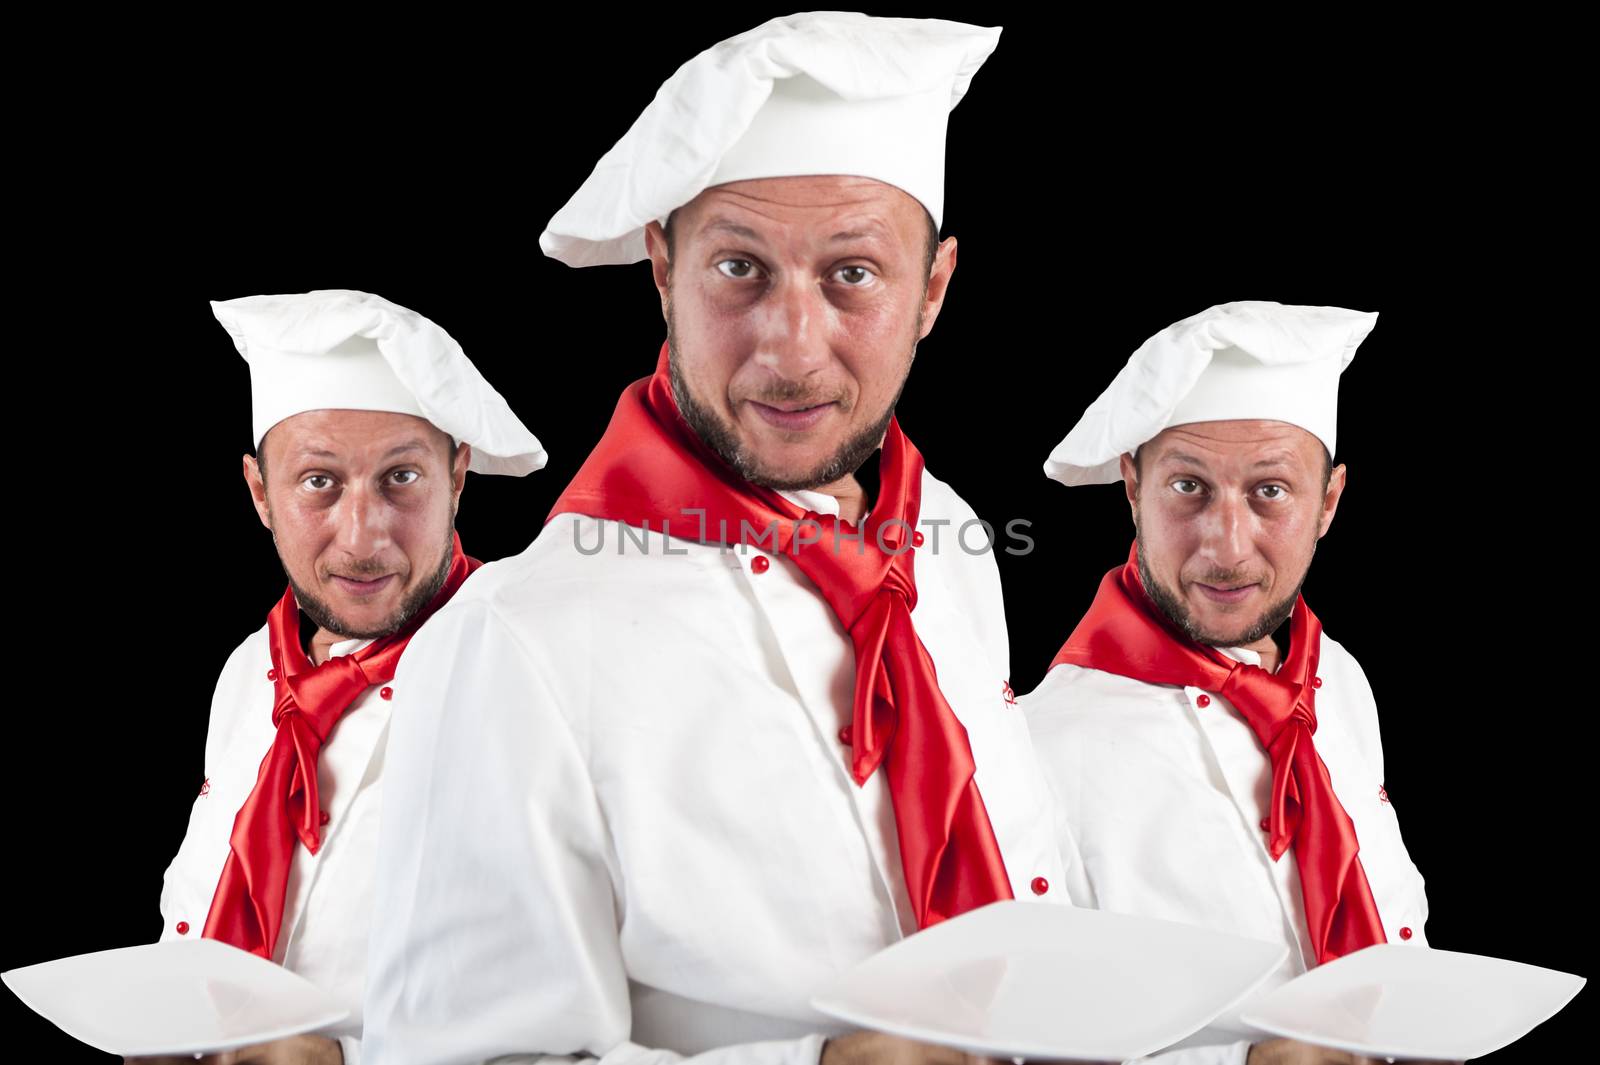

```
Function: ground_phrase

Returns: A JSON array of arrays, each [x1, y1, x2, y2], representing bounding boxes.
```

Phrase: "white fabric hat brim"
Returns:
[[212, 290, 547, 477]]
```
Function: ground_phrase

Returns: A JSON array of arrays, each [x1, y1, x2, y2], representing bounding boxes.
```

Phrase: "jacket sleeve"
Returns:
[[157, 633, 259, 944], [361, 594, 827, 1065]]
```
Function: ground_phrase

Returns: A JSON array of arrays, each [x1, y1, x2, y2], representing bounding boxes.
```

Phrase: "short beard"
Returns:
[[282, 525, 456, 641], [665, 302, 919, 492], [1135, 523, 1310, 649]]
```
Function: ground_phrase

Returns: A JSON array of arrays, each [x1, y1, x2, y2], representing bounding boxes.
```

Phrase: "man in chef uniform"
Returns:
[[1021, 302, 1434, 1065], [148, 290, 545, 1065], [361, 13, 1069, 1065]]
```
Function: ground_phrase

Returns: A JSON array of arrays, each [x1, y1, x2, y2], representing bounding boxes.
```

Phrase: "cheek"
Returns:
[[271, 497, 327, 542], [832, 296, 922, 393], [841, 287, 917, 340], [1257, 506, 1321, 564], [673, 288, 742, 383], [393, 494, 453, 551], [1140, 512, 1195, 577], [1139, 493, 1197, 542], [1255, 498, 1317, 538], [268, 507, 333, 576]]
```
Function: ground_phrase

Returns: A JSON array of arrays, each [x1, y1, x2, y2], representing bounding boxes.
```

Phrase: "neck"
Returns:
[[307, 627, 344, 666], [1239, 634, 1281, 674], [814, 472, 869, 525]]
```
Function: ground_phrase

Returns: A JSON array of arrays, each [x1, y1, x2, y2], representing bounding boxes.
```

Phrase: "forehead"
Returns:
[[263, 409, 452, 464], [674, 175, 925, 246], [1143, 419, 1324, 470]]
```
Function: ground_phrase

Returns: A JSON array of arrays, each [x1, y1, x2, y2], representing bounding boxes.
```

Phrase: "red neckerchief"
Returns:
[[547, 340, 1012, 928], [1052, 541, 1386, 964], [203, 532, 481, 958]]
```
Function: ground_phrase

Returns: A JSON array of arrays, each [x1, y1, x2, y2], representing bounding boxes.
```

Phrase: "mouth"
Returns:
[[746, 399, 836, 432], [1193, 581, 1258, 605], [328, 573, 398, 597]]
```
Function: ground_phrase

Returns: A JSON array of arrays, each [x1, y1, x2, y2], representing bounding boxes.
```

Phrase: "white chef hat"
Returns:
[[211, 289, 547, 477], [539, 11, 1002, 268], [1044, 301, 1378, 487]]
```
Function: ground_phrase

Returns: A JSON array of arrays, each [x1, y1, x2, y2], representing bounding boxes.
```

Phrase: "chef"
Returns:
[[1021, 302, 1434, 1065], [361, 12, 1068, 1065], [149, 290, 544, 1065]]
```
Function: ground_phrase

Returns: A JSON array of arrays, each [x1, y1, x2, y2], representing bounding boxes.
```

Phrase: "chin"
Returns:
[[1192, 616, 1267, 648], [743, 440, 832, 476], [1200, 629, 1259, 648], [334, 600, 402, 630]]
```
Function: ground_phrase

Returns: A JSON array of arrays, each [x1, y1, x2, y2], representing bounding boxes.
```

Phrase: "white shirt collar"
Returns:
[[1215, 643, 1284, 673], [776, 488, 841, 517], [774, 488, 875, 526], [326, 636, 376, 659], [771, 442, 884, 521]]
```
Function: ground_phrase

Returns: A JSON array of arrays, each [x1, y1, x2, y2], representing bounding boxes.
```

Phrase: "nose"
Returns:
[[1198, 492, 1253, 574], [751, 271, 830, 384], [330, 480, 393, 560]]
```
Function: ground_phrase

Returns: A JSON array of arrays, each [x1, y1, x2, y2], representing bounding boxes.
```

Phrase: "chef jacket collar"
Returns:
[[327, 636, 376, 659], [777, 487, 842, 517], [771, 445, 883, 521], [1215, 643, 1285, 675]]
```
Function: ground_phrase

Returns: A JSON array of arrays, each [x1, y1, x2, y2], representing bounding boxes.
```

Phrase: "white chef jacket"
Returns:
[[1021, 631, 1432, 1065], [160, 624, 393, 1065], [362, 470, 1067, 1065]]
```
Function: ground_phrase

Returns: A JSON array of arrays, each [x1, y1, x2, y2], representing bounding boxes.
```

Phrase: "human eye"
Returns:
[[1171, 478, 1204, 496], [1255, 484, 1290, 501], [389, 469, 420, 486], [832, 264, 875, 286], [302, 474, 335, 491], [716, 258, 761, 279]]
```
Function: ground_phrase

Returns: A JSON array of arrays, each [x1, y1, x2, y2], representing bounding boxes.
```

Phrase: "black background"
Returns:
[[7, 7, 1588, 1061]]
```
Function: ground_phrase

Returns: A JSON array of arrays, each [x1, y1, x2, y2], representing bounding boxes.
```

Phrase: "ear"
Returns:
[[916, 236, 958, 341], [1318, 463, 1347, 539], [243, 453, 271, 530], [644, 220, 672, 323], [450, 442, 471, 517], [1119, 452, 1140, 526]]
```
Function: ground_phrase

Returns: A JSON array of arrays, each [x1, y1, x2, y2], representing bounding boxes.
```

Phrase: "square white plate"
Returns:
[[4, 939, 349, 1056], [1240, 943, 1585, 1060], [811, 900, 1288, 1061]]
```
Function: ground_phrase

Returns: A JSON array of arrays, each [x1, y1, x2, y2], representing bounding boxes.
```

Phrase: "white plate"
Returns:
[[811, 900, 1288, 1061], [3, 939, 349, 1056], [1241, 943, 1585, 1061]]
